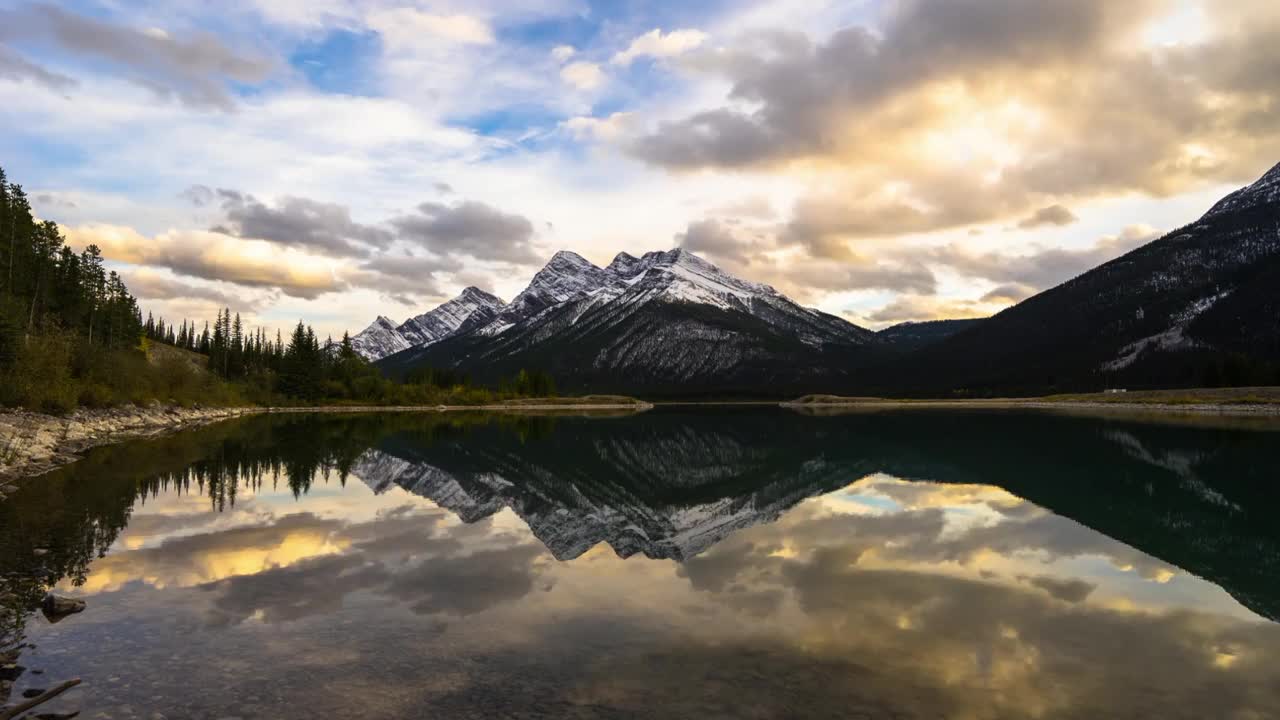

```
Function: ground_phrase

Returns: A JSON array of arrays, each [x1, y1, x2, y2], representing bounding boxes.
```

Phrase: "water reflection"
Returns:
[[0, 408, 1278, 719]]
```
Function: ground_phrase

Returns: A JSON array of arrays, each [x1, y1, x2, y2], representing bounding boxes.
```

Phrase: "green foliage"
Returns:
[[0, 329, 77, 412]]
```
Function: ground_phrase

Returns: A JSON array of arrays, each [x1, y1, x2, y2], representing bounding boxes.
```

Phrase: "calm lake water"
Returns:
[[2, 407, 1279, 719]]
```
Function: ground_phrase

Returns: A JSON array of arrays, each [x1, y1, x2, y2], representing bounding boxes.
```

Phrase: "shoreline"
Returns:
[[4, 393, 1275, 486], [0, 401, 653, 485], [780, 399, 1280, 416]]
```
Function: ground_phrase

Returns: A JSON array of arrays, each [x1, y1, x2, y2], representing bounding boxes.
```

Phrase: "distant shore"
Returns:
[[4, 388, 1276, 486], [0, 397, 652, 484], [782, 387, 1280, 416]]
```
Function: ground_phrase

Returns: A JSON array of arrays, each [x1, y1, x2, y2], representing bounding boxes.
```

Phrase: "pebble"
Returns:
[[23, 686, 48, 698], [33, 548, 49, 556]]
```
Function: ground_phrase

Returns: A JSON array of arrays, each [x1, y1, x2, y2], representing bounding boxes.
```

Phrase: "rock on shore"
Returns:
[[0, 405, 257, 483]]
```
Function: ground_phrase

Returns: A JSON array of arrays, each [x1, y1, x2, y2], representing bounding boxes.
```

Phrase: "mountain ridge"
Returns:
[[375, 246, 882, 394], [361, 161, 1280, 395]]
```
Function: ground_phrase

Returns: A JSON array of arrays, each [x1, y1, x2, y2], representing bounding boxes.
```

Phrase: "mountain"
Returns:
[[364, 162, 1280, 395], [349, 287, 506, 362], [876, 319, 985, 352], [868, 162, 1280, 394], [350, 316, 412, 361], [376, 248, 882, 395]]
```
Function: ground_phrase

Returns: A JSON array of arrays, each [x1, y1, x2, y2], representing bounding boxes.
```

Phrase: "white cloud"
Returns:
[[367, 9, 494, 47], [563, 112, 637, 141], [551, 45, 576, 62], [560, 61, 605, 90], [612, 28, 708, 66]]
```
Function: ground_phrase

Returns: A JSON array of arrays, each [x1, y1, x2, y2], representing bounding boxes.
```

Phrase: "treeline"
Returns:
[[143, 306, 558, 406], [0, 164, 562, 412], [0, 166, 242, 411]]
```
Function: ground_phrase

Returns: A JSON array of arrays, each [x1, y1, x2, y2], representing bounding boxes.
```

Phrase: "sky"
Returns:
[[1, 0, 1278, 338]]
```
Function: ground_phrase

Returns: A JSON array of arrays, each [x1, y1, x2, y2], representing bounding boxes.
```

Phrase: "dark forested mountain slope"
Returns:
[[876, 319, 985, 352], [869, 162, 1280, 395]]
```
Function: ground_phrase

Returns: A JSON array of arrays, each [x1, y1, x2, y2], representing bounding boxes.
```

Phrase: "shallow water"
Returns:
[[1, 407, 1278, 719]]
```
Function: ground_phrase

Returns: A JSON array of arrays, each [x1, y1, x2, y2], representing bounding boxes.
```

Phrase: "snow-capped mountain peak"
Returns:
[[350, 316, 412, 361], [350, 288, 507, 361], [400, 286, 506, 347], [473, 250, 612, 335]]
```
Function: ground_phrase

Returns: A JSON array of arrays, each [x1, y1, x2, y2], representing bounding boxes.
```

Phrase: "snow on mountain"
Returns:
[[349, 287, 507, 361], [477, 247, 872, 346], [474, 251, 611, 336], [374, 247, 880, 391], [350, 316, 412, 361], [400, 286, 506, 346]]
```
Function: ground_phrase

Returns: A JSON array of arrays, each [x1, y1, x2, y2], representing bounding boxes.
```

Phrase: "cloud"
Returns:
[[551, 45, 576, 62], [1020, 574, 1097, 604], [630, 108, 784, 171], [980, 283, 1038, 304], [348, 254, 457, 305], [380, 545, 545, 616], [672, 218, 937, 300], [1017, 204, 1079, 229], [206, 553, 391, 625], [707, 196, 776, 221], [0, 44, 76, 90], [864, 295, 992, 325], [676, 218, 760, 266], [390, 201, 539, 264], [563, 112, 637, 141], [121, 268, 262, 309], [64, 224, 342, 299], [0, 3, 274, 110], [212, 189, 394, 258], [629, 0, 1280, 243], [560, 61, 605, 90], [612, 29, 708, 66], [922, 224, 1162, 290], [367, 9, 494, 47]]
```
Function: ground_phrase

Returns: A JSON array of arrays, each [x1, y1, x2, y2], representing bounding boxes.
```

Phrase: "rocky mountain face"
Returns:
[[350, 287, 507, 362], [377, 248, 882, 394], [350, 316, 413, 361], [869, 161, 1280, 394]]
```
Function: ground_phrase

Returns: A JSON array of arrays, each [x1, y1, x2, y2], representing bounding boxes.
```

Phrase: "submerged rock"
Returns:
[[40, 594, 86, 623]]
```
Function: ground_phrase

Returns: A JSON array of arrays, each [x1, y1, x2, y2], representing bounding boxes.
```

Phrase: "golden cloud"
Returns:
[[64, 224, 344, 299]]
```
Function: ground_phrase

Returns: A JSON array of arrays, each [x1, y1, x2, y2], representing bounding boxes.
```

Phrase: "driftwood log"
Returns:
[[0, 677, 81, 720]]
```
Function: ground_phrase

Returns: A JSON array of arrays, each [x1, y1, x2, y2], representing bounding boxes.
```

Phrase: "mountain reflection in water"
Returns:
[[0, 407, 1278, 719]]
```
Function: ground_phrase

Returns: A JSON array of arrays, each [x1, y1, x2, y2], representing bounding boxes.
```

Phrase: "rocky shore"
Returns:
[[0, 400, 652, 487], [0, 405, 262, 485]]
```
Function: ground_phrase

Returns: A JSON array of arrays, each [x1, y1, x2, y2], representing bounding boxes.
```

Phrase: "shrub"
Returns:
[[4, 329, 78, 413]]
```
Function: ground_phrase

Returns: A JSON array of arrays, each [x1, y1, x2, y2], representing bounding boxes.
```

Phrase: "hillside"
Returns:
[[861, 163, 1280, 395]]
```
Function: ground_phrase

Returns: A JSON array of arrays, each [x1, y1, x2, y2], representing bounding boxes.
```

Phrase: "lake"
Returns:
[[2, 407, 1278, 719]]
